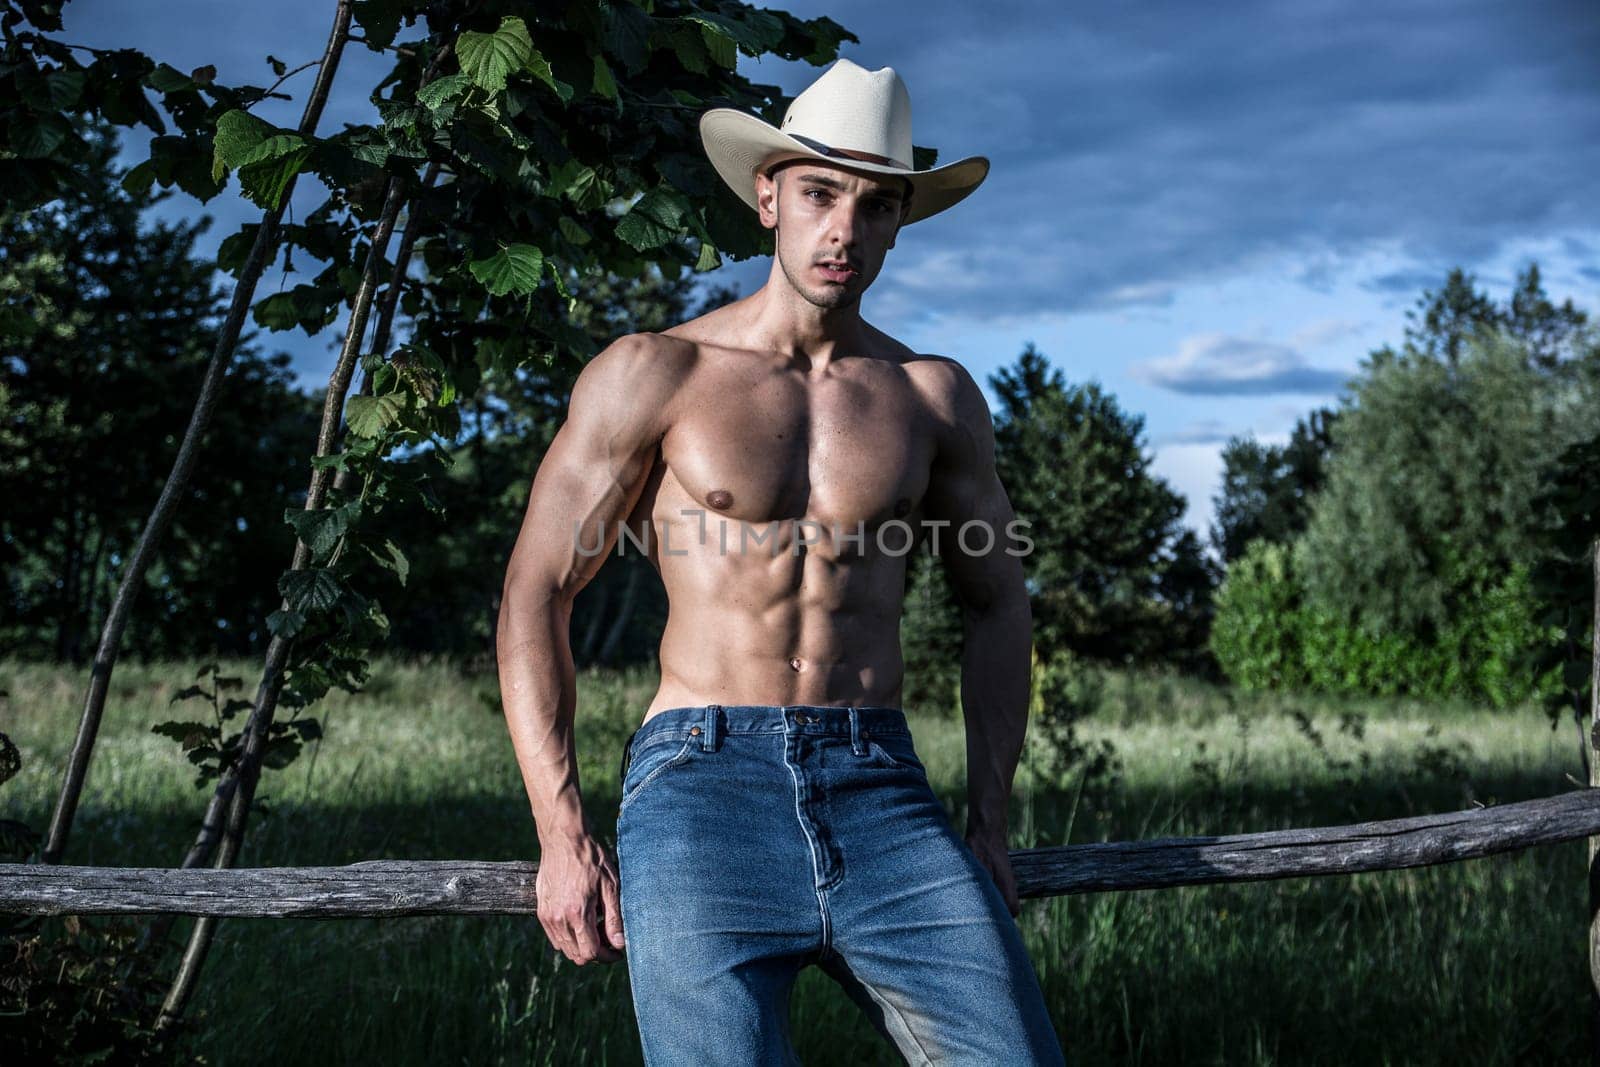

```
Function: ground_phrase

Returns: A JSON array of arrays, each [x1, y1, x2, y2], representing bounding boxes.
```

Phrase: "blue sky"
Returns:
[[67, 0, 1600, 540]]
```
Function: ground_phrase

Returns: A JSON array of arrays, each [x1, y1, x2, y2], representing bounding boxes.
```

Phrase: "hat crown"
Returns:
[[778, 58, 914, 171]]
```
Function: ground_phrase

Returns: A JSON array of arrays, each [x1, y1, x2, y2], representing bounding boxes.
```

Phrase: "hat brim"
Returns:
[[699, 108, 989, 226]]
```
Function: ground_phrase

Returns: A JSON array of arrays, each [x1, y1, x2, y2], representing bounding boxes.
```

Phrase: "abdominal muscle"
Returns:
[[639, 511, 913, 723]]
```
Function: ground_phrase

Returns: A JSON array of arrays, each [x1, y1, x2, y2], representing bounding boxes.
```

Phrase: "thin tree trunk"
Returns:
[[132, 160, 440, 969], [155, 170, 414, 1031], [331, 161, 439, 497], [1587, 538, 1599, 1062], [55, 502, 82, 662], [81, 525, 108, 654], [41, 0, 357, 866]]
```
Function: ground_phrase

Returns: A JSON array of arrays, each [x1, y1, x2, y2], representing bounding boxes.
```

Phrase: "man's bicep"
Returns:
[[502, 337, 676, 603]]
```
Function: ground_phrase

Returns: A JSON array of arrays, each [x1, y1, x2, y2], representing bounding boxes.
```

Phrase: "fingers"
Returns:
[[602, 857, 627, 951], [535, 841, 625, 966]]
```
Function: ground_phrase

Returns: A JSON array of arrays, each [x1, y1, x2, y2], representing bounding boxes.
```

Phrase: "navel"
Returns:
[[707, 488, 734, 511]]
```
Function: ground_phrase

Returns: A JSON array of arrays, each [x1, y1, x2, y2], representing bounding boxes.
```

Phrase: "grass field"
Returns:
[[0, 656, 1589, 1064]]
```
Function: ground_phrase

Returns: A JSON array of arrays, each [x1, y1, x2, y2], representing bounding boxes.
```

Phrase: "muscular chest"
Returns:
[[656, 361, 935, 527]]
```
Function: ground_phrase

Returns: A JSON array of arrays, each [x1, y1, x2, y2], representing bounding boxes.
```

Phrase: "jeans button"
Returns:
[[689, 726, 701, 736]]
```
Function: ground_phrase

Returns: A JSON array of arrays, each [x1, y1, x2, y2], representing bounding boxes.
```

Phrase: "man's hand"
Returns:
[[535, 832, 626, 965], [965, 829, 1021, 917]]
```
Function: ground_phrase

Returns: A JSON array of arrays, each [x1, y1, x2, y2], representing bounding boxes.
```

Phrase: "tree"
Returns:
[[1299, 333, 1597, 640], [990, 344, 1216, 668], [6, 0, 862, 1032], [1398, 264, 1588, 369], [1209, 407, 1337, 564], [0, 122, 319, 661]]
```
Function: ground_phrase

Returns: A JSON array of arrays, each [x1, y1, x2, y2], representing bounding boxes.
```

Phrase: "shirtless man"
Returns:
[[496, 59, 1063, 1064]]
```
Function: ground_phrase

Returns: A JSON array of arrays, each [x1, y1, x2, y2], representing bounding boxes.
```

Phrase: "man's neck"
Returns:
[[744, 260, 871, 372]]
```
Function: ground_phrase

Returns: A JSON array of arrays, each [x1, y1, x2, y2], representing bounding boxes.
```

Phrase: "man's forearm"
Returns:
[[959, 592, 1033, 838], [497, 588, 588, 845]]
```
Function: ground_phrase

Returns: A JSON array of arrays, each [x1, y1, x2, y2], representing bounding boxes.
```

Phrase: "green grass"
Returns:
[[0, 656, 1588, 1065]]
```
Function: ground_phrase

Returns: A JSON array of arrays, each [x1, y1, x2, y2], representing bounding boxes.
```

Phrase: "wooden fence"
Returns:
[[4, 789, 1598, 917]]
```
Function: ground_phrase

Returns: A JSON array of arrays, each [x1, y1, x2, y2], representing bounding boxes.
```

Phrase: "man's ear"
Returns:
[[755, 169, 780, 230]]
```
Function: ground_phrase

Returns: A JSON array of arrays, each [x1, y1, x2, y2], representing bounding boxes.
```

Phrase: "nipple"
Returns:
[[893, 497, 911, 517], [707, 488, 733, 511]]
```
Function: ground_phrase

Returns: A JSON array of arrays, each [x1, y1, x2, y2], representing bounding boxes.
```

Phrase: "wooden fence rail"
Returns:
[[3, 788, 1596, 918]]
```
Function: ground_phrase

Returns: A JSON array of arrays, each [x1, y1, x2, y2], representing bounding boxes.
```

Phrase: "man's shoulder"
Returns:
[[565, 332, 701, 446], [576, 331, 699, 399], [894, 347, 987, 430]]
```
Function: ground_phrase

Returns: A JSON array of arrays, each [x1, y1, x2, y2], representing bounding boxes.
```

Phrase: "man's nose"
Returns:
[[829, 200, 866, 247]]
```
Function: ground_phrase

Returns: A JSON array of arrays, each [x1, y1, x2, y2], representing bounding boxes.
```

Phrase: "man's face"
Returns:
[[754, 161, 910, 311]]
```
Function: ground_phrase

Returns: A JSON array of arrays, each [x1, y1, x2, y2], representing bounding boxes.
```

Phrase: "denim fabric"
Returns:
[[615, 703, 1064, 1066]]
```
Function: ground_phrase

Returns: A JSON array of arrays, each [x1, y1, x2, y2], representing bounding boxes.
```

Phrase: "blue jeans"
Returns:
[[615, 703, 1065, 1065]]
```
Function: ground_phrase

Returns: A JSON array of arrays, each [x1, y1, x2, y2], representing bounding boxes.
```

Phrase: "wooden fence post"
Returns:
[[1588, 538, 1599, 1064]]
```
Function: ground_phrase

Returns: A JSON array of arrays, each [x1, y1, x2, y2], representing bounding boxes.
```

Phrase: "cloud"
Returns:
[[1155, 419, 1236, 446], [65, 0, 1600, 380], [1137, 332, 1351, 396], [1361, 268, 1449, 295], [1290, 318, 1369, 350], [744, 0, 1600, 322]]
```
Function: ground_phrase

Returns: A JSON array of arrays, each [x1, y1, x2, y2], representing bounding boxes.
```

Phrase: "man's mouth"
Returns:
[[816, 261, 858, 284]]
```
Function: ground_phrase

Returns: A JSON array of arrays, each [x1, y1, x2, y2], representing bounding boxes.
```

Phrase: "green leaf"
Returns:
[[366, 539, 411, 586], [683, 12, 783, 58], [696, 23, 736, 69], [9, 113, 72, 159], [352, 0, 402, 50], [616, 187, 693, 251], [345, 394, 405, 437], [152, 721, 213, 751], [284, 502, 358, 558], [279, 568, 344, 613], [121, 159, 158, 195], [469, 244, 545, 297], [236, 144, 311, 209], [261, 735, 302, 770], [252, 283, 340, 334], [525, 49, 574, 103], [417, 72, 470, 110], [213, 109, 278, 175], [604, 3, 654, 74], [591, 55, 618, 100], [45, 69, 86, 109], [695, 240, 722, 273], [549, 159, 603, 208], [291, 718, 324, 742], [557, 216, 592, 246], [146, 63, 195, 93], [457, 16, 534, 93], [265, 607, 305, 633]]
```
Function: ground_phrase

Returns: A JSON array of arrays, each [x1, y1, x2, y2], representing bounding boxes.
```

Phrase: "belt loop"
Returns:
[[701, 704, 720, 751], [849, 707, 866, 756]]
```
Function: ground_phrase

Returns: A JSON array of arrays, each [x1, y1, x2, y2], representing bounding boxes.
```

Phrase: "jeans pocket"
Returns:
[[865, 733, 925, 774], [619, 736, 697, 814]]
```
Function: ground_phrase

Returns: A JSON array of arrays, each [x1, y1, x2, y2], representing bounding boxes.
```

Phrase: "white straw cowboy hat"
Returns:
[[699, 58, 989, 225]]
